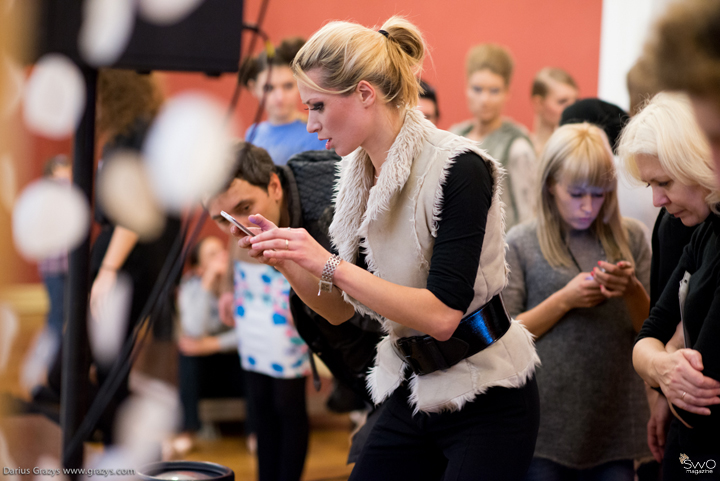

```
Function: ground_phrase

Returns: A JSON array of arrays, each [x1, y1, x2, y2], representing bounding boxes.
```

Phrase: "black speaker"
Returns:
[[33, 0, 243, 74]]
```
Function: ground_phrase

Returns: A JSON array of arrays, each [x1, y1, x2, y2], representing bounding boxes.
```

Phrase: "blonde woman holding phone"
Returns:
[[503, 122, 652, 480], [231, 16, 540, 481]]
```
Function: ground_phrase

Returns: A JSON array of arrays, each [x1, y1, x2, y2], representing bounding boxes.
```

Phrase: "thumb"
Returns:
[[248, 214, 277, 232], [683, 349, 704, 371]]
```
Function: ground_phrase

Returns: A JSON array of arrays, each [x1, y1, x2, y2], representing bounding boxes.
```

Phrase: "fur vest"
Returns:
[[329, 109, 539, 413]]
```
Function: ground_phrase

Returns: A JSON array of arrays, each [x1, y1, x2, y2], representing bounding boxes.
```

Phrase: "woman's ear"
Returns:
[[356, 80, 376, 107]]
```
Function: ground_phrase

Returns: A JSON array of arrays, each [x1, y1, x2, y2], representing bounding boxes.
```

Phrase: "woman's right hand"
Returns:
[[232, 216, 284, 268], [651, 349, 720, 415], [561, 272, 606, 310], [647, 393, 672, 462]]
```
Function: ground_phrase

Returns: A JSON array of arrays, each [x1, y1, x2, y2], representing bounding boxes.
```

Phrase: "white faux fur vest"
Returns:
[[329, 108, 539, 413]]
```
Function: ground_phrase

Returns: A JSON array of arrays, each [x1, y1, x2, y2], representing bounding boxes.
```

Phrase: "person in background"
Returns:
[[88, 69, 182, 444], [503, 122, 652, 481], [451, 43, 537, 231], [626, 57, 659, 118], [169, 235, 242, 458], [560, 98, 659, 235], [641, 0, 720, 181], [529, 67, 578, 156], [241, 37, 327, 165], [418, 80, 440, 125], [620, 92, 720, 480], [38, 154, 72, 339], [208, 143, 311, 481]]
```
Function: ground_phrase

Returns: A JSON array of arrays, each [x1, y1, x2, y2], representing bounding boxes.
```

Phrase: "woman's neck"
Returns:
[[532, 115, 555, 152], [364, 106, 405, 176], [468, 115, 503, 142]]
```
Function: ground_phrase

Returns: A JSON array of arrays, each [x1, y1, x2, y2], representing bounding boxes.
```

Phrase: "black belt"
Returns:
[[395, 294, 512, 376]]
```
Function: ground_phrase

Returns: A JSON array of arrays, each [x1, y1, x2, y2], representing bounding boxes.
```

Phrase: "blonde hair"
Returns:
[[617, 92, 719, 212], [537, 123, 634, 268], [466, 43, 514, 86], [531, 67, 577, 98], [291, 16, 425, 109]]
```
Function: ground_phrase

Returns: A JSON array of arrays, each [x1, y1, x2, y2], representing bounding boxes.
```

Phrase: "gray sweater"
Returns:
[[504, 218, 651, 468]]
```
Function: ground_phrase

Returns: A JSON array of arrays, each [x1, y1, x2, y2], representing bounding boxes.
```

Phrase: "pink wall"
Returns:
[[10, 0, 603, 284]]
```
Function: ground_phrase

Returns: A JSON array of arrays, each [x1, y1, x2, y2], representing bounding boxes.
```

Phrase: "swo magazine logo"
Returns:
[[680, 453, 716, 475]]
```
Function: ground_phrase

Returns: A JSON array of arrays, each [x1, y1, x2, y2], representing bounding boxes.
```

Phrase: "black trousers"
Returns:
[[245, 371, 309, 481], [178, 353, 246, 432], [349, 376, 540, 481], [662, 418, 720, 480]]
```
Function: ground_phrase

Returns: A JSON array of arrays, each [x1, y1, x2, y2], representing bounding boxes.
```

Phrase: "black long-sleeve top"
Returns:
[[638, 213, 720, 435], [356, 151, 494, 313]]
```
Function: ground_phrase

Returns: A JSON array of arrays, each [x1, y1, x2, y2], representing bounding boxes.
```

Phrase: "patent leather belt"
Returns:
[[395, 294, 512, 376]]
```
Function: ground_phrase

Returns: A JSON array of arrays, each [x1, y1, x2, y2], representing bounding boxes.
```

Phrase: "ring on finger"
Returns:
[[682, 391, 687, 400], [285, 239, 289, 250]]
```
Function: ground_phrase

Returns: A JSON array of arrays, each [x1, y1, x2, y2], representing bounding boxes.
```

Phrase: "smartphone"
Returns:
[[220, 211, 255, 237]]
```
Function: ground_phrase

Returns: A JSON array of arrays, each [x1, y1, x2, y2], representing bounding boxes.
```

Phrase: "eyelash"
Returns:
[[304, 103, 323, 112]]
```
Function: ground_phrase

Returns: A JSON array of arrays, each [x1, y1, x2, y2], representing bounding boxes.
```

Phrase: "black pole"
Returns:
[[61, 65, 97, 474]]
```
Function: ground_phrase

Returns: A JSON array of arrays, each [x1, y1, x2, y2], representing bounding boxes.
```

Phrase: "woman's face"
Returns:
[[251, 65, 300, 124], [466, 69, 508, 126], [534, 81, 578, 127], [634, 153, 710, 226], [297, 69, 373, 156], [549, 177, 606, 231]]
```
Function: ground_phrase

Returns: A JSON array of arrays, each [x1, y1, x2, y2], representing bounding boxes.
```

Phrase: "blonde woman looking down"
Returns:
[[231, 17, 540, 481], [503, 123, 652, 480]]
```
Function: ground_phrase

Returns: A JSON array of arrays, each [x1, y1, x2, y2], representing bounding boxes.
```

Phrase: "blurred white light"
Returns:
[[116, 378, 179, 466], [0, 55, 25, 119], [12, 179, 90, 260], [0, 303, 19, 372], [138, 0, 204, 25], [88, 272, 132, 367], [144, 93, 234, 213], [22, 54, 85, 139], [78, 0, 136, 67], [97, 151, 166, 241], [21, 327, 59, 393], [83, 448, 135, 481], [0, 153, 17, 213]]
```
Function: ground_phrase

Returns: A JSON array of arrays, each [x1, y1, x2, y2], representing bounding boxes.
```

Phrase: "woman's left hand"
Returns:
[[244, 214, 333, 278], [592, 260, 637, 298]]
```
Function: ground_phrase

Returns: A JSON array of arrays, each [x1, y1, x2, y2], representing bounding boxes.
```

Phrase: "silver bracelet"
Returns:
[[318, 254, 341, 295]]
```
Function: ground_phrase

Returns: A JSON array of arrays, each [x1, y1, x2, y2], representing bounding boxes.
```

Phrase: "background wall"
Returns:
[[7, 0, 605, 284]]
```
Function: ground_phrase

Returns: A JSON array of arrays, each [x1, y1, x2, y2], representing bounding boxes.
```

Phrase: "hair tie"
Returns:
[[378, 29, 389, 38]]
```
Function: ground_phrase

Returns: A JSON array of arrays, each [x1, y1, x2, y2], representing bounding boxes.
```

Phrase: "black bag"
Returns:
[[284, 151, 383, 405]]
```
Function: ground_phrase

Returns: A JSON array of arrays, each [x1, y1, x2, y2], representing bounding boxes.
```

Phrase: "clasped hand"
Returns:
[[232, 214, 331, 278], [652, 348, 720, 416]]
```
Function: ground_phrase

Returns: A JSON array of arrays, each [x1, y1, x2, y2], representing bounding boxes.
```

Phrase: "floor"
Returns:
[[0, 286, 355, 481]]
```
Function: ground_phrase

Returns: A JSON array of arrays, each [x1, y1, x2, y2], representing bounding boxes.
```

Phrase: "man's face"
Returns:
[[207, 175, 283, 236], [418, 97, 439, 125], [691, 95, 720, 186]]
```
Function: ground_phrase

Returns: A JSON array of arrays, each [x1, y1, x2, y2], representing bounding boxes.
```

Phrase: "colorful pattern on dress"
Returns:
[[233, 261, 310, 378]]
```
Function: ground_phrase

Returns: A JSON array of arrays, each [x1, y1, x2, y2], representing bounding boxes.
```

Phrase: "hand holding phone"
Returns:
[[221, 211, 254, 237]]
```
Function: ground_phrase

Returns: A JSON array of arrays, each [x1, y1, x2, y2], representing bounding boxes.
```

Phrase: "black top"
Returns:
[[649, 208, 700, 309], [357, 151, 493, 313], [638, 214, 720, 433]]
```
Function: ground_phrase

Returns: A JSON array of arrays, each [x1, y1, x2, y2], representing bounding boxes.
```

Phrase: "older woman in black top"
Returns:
[[622, 93, 720, 478]]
